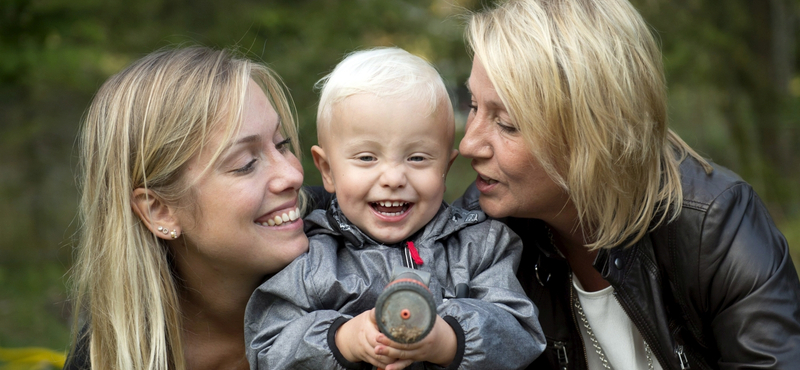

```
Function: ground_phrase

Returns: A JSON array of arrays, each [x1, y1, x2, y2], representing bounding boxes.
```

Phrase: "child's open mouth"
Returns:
[[370, 201, 411, 216]]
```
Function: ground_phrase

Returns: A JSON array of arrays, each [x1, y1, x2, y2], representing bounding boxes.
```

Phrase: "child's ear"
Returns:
[[311, 145, 336, 193], [445, 149, 459, 175], [131, 188, 181, 240]]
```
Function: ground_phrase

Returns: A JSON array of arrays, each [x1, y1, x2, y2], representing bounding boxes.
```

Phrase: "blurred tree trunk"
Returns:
[[634, 0, 799, 218], [748, 0, 795, 174]]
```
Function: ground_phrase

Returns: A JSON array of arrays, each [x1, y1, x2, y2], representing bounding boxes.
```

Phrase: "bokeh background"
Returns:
[[1, 0, 799, 366]]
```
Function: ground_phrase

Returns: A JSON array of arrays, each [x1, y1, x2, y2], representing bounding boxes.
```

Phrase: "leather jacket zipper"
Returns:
[[675, 345, 689, 369], [567, 272, 588, 369], [554, 341, 569, 370], [612, 290, 671, 368]]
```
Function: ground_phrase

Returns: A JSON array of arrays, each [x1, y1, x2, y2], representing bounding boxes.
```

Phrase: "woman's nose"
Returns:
[[459, 114, 492, 159], [269, 153, 304, 194]]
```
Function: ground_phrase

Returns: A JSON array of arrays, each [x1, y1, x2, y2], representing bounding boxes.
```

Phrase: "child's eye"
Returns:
[[408, 156, 425, 162], [234, 158, 257, 174], [275, 138, 292, 153], [358, 155, 376, 162]]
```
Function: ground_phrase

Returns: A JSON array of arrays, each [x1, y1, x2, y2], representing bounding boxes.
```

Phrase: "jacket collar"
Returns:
[[303, 196, 486, 249]]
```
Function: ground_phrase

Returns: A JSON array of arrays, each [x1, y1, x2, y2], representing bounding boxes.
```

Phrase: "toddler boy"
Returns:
[[245, 47, 545, 370]]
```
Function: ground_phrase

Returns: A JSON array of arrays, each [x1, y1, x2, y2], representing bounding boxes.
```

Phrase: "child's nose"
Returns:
[[379, 164, 407, 189]]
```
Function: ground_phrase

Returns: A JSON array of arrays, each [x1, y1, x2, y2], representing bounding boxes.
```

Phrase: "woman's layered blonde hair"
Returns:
[[71, 46, 299, 369], [467, 0, 710, 249]]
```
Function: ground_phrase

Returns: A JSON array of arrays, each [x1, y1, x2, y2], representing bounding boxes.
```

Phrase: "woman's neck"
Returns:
[[177, 262, 262, 370], [547, 217, 610, 292]]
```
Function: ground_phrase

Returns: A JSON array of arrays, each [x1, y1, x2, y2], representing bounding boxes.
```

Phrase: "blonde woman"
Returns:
[[454, 0, 800, 369], [66, 46, 308, 370]]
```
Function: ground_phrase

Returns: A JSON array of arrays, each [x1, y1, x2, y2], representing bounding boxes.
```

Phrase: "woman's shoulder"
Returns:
[[678, 155, 750, 212]]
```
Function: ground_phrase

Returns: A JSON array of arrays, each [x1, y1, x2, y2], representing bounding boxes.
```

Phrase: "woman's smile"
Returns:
[[256, 206, 302, 227]]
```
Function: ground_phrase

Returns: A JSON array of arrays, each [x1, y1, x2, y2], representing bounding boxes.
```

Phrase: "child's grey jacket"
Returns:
[[245, 198, 545, 369]]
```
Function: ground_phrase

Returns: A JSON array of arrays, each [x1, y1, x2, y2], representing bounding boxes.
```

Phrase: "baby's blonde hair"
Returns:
[[467, 0, 710, 249], [315, 47, 454, 146], [71, 46, 299, 370]]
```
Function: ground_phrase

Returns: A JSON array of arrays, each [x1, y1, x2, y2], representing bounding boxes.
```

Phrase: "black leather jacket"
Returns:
[[454, 156, 800, 369]]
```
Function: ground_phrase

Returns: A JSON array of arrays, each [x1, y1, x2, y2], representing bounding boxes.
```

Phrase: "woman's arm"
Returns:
[[697, 183, 800, 367]]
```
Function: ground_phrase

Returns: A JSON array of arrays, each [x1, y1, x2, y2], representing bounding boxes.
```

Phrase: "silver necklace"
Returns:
[[573, 295, 654, 370], [546, 226, 655, 370]]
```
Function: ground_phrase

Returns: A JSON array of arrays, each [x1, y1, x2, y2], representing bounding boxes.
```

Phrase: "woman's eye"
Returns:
[[468, 102, 478, 112], [234, 159, 257, 174], [275, 138, 292, 153], [497, 121, 518, 134]]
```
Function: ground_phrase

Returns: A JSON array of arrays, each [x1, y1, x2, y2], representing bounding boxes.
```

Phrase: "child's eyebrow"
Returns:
[[341, 138, 382, 149]]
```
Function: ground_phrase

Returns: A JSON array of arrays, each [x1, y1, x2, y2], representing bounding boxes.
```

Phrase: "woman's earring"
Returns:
[[170, 230, 179, 239], [157, 226, 169, 235]]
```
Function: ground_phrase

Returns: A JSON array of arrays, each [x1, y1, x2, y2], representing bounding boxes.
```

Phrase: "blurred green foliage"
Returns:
[[1, 0, 798, 358]]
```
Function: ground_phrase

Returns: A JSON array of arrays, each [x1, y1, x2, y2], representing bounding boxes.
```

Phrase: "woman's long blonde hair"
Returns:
[[467, 0, 710, 249], [71, 46, 299, 370]]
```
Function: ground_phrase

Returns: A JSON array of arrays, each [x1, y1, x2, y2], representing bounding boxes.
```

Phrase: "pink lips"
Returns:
[[370, 201, 413, 222], [474, 173, 498, 193]]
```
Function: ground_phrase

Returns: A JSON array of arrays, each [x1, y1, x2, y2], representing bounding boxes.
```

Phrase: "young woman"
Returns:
[[66, 46, 308, 370], [454, 0, 800, 368]]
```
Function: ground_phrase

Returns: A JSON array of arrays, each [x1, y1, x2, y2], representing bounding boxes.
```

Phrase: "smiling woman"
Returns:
[[66, 46, 308, 370]]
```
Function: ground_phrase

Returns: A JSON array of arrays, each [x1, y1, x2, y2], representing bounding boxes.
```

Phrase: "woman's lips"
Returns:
[[256, 206, 301, 226], [475, 173, 499, 192]]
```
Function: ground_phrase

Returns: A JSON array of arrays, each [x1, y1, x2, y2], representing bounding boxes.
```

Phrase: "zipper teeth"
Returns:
[[612, 291, 667, 369], [568, 272, 589, 369]]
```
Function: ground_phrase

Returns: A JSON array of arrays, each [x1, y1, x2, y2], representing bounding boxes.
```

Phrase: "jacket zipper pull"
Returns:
[[675, 345, 690, 369], [554, 341, 568, 370]]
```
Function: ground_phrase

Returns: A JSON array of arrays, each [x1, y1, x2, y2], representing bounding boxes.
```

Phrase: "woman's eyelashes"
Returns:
[[275, 138, 292, 153], [496, 120, 518, 133], [234, 158, 257, 174], [468, 99, 517, 134]]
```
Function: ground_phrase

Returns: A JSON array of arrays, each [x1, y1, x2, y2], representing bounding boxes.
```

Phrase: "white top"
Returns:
[[573, 275, 663, 370]]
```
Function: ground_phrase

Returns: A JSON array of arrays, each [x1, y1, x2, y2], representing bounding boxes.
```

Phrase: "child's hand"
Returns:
[[373, 314, 457, 370], [335, 309, 404, 368]]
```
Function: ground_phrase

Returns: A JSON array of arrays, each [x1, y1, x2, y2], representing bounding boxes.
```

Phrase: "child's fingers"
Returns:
[[368, 350, 399, 368], [368, 308, 377, 325], [384, 358, 415, 370], [375, 343, 419, 361], [375, 334, 422, 350], [363, 355, 394, 370]]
